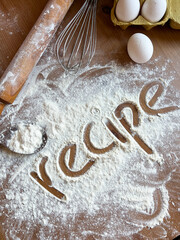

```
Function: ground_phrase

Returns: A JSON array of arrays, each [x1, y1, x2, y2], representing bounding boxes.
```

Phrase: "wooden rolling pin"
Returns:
[[0, 0, 74, 114]]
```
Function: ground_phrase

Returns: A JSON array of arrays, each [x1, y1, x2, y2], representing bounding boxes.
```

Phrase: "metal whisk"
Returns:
[[55, 0, 98, 73]]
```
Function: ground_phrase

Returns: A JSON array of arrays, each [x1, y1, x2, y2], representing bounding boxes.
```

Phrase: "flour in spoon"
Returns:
[[6, 123, 43, 154], [0, 58, 180, 239]]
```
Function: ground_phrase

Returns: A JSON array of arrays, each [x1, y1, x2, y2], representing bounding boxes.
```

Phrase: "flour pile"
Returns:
[[7, 123, 43, 154], [0, 58, 179, 239]]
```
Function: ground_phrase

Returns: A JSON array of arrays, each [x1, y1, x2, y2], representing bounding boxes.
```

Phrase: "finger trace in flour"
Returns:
[[0, 59, 179, 239]]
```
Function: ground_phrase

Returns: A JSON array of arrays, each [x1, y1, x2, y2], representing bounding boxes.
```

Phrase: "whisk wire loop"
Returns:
[[55, 0, 98, 73]]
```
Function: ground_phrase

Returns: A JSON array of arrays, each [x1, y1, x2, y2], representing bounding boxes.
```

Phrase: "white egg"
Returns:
[[127, 33, 153, 64], [115, 0, 140, 22], [141, 0, 167, 23]]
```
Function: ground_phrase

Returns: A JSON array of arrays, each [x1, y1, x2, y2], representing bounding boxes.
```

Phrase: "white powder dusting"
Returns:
[[6, 124, 43, 154], [0, 58, 180, 239]]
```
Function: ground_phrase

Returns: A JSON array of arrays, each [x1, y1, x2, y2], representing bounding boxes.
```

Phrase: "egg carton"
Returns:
[[111, 0, 180, 30]]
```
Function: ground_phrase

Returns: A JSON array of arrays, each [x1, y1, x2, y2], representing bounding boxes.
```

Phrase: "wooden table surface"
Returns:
[[0, 0, 48, 78], [0, 0, 180, 78], [0, 0, 180, 239]]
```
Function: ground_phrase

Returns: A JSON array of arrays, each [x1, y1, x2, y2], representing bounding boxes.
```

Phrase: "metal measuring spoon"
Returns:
[[0, 123, 47, 155]]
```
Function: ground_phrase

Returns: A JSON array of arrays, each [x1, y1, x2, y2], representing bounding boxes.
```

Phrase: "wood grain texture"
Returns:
[[96, 0, 180, 77], [0, 0, 74, 104], [0, 0, 179, 238], [0, 0, 48, 78], [0, 102, 5, 115]]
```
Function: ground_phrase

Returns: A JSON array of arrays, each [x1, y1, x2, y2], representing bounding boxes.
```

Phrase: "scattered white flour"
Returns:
[[6, 124, 43, 154], [0, 58, 180, 239]]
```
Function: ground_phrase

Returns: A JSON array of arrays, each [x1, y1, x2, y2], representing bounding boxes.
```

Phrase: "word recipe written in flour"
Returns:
[[30, 80, 179, 201]]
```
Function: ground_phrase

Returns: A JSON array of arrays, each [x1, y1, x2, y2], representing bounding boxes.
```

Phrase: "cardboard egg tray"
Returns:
[[111, 0, 180, 30]]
